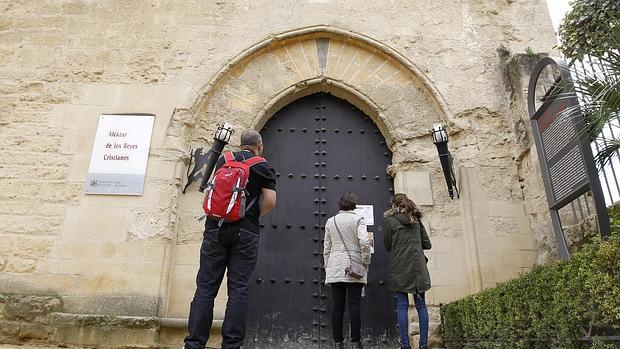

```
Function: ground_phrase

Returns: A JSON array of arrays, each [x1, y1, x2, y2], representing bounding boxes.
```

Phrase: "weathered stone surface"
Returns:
[[0, 0, 560, 346], [60, 295, 159, 318], [504, 53, 559, 264], [2, 294, 61, 322]]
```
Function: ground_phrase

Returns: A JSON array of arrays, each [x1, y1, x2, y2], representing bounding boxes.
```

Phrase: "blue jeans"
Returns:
[[395, 292, 428, 349], [184, 225, 260, 349]]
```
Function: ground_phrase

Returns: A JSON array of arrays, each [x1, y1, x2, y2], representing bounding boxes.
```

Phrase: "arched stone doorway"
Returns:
[[245, 92, 396, 348], [165, 26, 457, 346]]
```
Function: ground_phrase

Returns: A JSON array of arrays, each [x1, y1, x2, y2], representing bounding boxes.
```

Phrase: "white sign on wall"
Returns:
[[354, 205, 375, 226], [85, 114, 155, 195]]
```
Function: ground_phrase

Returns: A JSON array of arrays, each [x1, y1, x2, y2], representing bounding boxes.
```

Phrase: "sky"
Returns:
[[545, 0, 571, 31]]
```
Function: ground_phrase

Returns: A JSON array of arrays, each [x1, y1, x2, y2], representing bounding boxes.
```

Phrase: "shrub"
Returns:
[[440, 237, 620, 348], [557, 0, 620, 61]]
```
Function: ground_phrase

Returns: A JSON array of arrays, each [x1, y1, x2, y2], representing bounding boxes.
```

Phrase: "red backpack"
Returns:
[[203, 151, 266, 225]]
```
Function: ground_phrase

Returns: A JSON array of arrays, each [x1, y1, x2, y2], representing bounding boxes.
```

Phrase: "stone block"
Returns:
[[488, 200, 525, 217], [430, 269, 454, 286], [60, 112, 100, 156], [300, 39, 320, 76], [62, 294, 158, 316], [0, 214, 63, 236], [270, 46, 302, 82], [6, 258, 36, 273], [0, 164, 68, 181], [33, 258, 63, 274], [98, 241, 146, 261], [0, 133, 62, 153], [227, 93, 255, 114], [428, 237, 454, 253], [450, 269, 470, 286], [490, 216, 519, 234], [66, 153, 90, 182], [174, 243, 200, 265], [342, 48, 372, 83], [17, 322, 56, 340], [0, 238, 12, 254], [424, 252, 436, 270], [331, 43, 359, 80], [171, 264, 199, 282], [508, 234, 536, 250], [51, 312, 159, 346], [433, 286, 471, 304], [2, 294, 61, 321], [423, 289, 437, 305], [472, 216, 492, 236], [394, 171, 433, 205], [127, 207, 175, 240], [62, 206, 129, 241], [325, 39, 344, 77], [166, 269, 198, 318], [372, 60, 400, 83], [142, 241, 169, 262], [348, 53, 384, 87], [146, 159, 177, 179], [50, 240, 101, 260], [434, 251, 466, 271], [285, 41, 314, 79], [13, 237, 55, 259]]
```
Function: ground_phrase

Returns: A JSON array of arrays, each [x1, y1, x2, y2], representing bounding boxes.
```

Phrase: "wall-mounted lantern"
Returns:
[[199, 123, 234, 192], [183, 123, 234, 193], [431, 123, 459, 199]]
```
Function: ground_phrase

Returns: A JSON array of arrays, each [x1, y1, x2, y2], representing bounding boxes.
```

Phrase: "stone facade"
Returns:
[[0, 0, 559, 346]]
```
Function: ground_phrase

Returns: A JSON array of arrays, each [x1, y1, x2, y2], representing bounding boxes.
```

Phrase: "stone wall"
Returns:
[[0, 0, 559, 346]]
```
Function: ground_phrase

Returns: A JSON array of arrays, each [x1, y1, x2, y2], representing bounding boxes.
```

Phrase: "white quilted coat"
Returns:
[[323, 210, 371, 284]]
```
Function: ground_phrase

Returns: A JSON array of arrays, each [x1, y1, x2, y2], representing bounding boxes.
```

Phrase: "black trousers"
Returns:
[[331, 282, 363, 343], [184, 225, 260, 349]]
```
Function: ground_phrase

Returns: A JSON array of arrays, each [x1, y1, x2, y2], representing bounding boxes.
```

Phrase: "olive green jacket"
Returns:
[[383, 213, 432, 294]]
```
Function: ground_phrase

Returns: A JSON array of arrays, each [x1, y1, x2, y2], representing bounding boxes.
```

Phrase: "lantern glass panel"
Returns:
[[431, 124, 449, 143]]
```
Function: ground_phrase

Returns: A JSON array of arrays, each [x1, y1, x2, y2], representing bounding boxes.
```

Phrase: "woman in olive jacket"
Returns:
[[383, 193, 431, 349]]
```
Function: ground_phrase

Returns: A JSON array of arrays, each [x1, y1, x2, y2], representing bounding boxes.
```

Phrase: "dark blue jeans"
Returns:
[[184, 225, 260, 349], [395, 292, 428, 349]]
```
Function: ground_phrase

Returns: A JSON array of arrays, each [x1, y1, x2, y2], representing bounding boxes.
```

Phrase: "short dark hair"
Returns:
[[338, 192, 357, 211], [240, 129, 262, 146]]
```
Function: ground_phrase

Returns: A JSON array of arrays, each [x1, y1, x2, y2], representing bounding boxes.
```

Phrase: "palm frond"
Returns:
[[594, 139, 620, 170]]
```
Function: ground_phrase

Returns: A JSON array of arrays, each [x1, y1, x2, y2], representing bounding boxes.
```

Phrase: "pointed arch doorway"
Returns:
[[246, 92, 397, 348]]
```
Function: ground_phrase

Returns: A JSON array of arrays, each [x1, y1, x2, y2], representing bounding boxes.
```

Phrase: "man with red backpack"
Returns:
[[184, 129, 277, 349]]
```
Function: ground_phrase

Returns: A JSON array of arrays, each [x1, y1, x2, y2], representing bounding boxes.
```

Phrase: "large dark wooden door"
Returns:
[[246, 93, 396, 348]]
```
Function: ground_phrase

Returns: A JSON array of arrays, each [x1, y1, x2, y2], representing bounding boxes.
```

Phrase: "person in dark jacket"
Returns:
[[383, 193, 431, 349], [184, 129, 277, 349]]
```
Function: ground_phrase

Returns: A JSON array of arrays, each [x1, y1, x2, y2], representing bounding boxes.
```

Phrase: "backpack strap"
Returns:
[[223, 151, 235, 163], [244, 156, 266, 167]]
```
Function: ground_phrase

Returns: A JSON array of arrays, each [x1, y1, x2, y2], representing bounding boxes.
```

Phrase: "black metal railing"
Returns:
[[569, 55, 620, 206]]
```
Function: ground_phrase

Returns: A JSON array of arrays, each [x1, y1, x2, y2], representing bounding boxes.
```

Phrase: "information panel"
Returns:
[[85, 114, 155, 195], [527, 56, 611, 257], [535, 98, 589, 205], [354, 205, 375, 226]]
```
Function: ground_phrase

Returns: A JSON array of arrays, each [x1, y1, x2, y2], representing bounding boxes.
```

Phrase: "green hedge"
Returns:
[[440, 237, 620, 348]]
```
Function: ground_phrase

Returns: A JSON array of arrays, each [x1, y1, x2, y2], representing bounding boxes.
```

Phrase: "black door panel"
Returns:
[[246, 93, 396, 348]]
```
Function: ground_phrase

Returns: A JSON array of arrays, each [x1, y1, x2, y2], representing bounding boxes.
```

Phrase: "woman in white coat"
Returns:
[[323, 192, 372, 349]]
